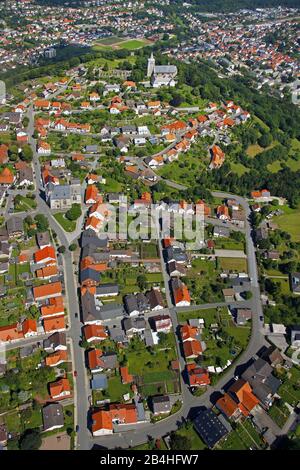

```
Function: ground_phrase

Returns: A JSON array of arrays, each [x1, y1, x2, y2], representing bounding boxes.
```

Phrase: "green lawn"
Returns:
[[273, 204, 300, 242], [120, 39, 151, 50], [218, 421, 265, 450], [269, 401, 290, 428], [219, 258, 248, 272], [174, 422, 207, 450], [278, 366, 300, 406], [14, 196, 37, 212], [53, 213, 76, 232], [230, 162, 249, 176]]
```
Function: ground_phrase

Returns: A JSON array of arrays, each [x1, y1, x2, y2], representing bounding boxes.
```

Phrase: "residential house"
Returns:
[[42, 403, 64, 432], [151, 395, 171, 415], [193, 408, 230, 449], [49, 378, 71, 400]]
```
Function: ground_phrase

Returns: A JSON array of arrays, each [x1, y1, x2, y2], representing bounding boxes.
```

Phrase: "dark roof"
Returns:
[[146, 288, 164, 309], [151, 395, 171, 413], [96, 284, 119, 296], [98, 303, 124, 321], [81, 291, 100, 324], [36, 231, 50, 247], [6, 217, 24, 235], [193, 408, 229, 448], [43, 332, 66, 350], [81, 230, 108, 249], [124, 294, 139, 314], [80, 268, 101, 284], [42, 403, 64, 431]]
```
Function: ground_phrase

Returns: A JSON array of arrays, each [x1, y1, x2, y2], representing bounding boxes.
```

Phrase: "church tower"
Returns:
[[147, 53, 155, 78]]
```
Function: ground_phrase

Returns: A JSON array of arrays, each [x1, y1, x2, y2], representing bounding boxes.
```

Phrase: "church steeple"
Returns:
[[147, 53, 155, 78]]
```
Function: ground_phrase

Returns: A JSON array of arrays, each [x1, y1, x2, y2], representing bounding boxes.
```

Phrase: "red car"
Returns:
[[73, 370, 78, 378]]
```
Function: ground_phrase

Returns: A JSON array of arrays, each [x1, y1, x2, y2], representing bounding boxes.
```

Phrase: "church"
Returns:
[[147, 53, 177, 88]]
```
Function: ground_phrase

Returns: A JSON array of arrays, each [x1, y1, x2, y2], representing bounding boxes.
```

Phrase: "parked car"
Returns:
[[73, 370, 77, 378]]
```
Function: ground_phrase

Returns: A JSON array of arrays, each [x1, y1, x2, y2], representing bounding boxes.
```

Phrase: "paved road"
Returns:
[[26, 104, 90, 450]]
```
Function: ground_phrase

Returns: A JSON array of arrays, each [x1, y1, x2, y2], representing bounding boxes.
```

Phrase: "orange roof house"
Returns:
[[36, 265, 58, 279], [180, 324, 198, 342], [0, 323, 24, 342], [22, 319, 37, 337], [49, 378, 71, 400], [92, 410, 113, 436], [120, 366, 133, 384], [43, 315, 66, 333], [85, 185, 100, 204], [34, 99, 50, 109], [173, 283, 191, 306], [88, 349, 104, 372], [34, 246, 56, 264], [45, 350, 68, 367], [33, 281, 62, 301], [83, 324, 107, 343], [109, 403, 137, 424], [41, 296, 64, 318], [228, 379, 260, 416], [210, 145, 225, 169], [216, 393, 241, 420], [217, 205, 230, 220], [186, 363, 210, 387], [183, 340, 202, 359], [0, 168, 14, 185]]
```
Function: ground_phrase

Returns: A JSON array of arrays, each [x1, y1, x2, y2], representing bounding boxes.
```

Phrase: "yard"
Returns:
[[185, 258, 227, 303], [120, 336, 180, 398], [278, 366, 300, 407], [218, 420, 264, 450], [92, 373, 131, 404], [268, 400, 290, 428], [14, 195, 37, 212], [177, 307, 250, 371], [53, 213, 76, 232], [219, 257, 248, 272]]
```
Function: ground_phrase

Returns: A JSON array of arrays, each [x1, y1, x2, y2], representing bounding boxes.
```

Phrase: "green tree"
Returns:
[[19, 429, 42, 450]]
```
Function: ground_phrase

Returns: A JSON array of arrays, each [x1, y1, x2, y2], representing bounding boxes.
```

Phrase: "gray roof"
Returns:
[[146, 288, 164, 309], [154, 65, 177, 74], [91, 374, 108, 390], [50, 184, 71, 200], [96, 284, 119, 296], [100, 352, 118, 370], [124, 294, 139, 314], [108, 326, 126, 343], [42, 403, 64, 431], [6, 217, 24, 235], [36, 231, 50, 248], [98, 303, 124, 321], [123, 316, 146, 332], [43, 332, 66, 351], [152, 395, 171, 414], [80, 268, 101, 284], [81, 230, 108, 249]]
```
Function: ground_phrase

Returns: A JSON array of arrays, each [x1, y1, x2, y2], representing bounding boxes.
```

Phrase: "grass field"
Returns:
[[230, 162, 249, 176], [219, 257, 248, 272], [53, 213, 76, 232], [93, 38, 151, 51], [268, 139, 300, 173], [274, 204, 300, 242]]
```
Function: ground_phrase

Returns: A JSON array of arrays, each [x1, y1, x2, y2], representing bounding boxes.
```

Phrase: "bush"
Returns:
[[19, 429, 42, 450], [65, 204, 81, 221]]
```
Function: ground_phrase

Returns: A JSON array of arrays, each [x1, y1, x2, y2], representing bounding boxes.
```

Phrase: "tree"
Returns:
[[58, 245, 66, 254], [19, 429, 42, 450], [34, 214, 49, 232], [69, 243, 77, 251], [137, 274, 147, 290], [21, 145, 33, 162], [65, 204, 81, 221], [169, 432, 192, 450]]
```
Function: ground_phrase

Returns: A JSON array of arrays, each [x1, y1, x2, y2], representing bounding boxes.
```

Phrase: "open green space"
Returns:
[[268, 400, 290, 428], [273, 203, 300, 242], [278, 366, 300, 406], [219, 257, 248, 272], [53, 213, 76, 232]]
